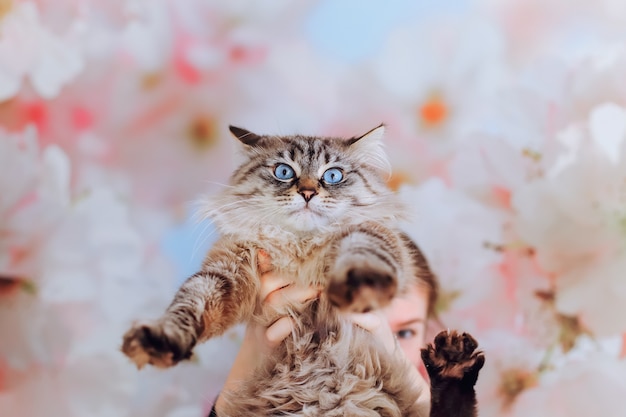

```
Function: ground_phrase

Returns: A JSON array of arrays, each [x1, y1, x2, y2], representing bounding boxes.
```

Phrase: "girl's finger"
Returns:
[[257, 249, 272, 273], [344, 312, 382, 332], [259, 271, 294, 302], [345, 310, 397, 353], [265, 316, 294, 347], [266, 283, 320, 307]]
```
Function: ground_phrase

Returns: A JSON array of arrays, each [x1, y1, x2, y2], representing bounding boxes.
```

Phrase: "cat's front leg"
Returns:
[[122, 240, 258, 369], [326, 222, 404, 313], [421, 330, 485, 417]]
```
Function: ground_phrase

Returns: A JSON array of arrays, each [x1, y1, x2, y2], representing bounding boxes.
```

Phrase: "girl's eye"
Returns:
[[322, 168, 343, 184], [396, 329, 416, 340], [274, 163, 295, 181]]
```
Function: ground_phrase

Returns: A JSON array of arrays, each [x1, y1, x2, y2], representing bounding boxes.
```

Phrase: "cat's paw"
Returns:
[[121, 320, 195, 369], [327, 266, 397, 313], [421, 330, 485, 386]]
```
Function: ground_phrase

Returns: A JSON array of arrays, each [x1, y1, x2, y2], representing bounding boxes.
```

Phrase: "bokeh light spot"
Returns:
[[187, 115, 218, 151], [498, 368, 538, 410], [419, 95, 447, 127]]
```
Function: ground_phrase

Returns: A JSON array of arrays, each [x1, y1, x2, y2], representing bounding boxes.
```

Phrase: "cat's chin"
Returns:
[[285, 210, 329, 232]]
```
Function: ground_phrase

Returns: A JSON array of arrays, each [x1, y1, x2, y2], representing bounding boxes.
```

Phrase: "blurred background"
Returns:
[[1, 0, 626, 416]]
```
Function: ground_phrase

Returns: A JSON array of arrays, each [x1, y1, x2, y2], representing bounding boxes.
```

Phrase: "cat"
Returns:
[[121, 125, 484, 416], [122, 124, 414, 366]]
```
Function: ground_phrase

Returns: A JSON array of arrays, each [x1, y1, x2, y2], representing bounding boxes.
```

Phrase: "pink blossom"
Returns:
[[512, 104, 626, 337], [0, 2, 83, 100], [509, 353, 626, 417]]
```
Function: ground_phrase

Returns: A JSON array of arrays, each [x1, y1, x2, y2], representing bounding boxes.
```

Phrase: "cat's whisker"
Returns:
[[202, 179, 236, 189], [190, 220, 219, 262], [199, 199, 249, 220], [208, 198, 249, 211], [252, 206, 286, 228], [190, 201, 218, 224], [213, 202, 281, 230]]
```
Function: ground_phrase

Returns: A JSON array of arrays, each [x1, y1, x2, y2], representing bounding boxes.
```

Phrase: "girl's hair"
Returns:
[[399, 232, 441, 323]]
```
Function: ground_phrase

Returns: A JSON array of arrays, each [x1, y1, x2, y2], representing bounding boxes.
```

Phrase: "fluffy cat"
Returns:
[[121, 125, 484, 416]]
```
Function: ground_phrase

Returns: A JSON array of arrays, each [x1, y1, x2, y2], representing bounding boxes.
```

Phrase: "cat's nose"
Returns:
[[299, 189, 317, 202], [298, 179, 318, 202]]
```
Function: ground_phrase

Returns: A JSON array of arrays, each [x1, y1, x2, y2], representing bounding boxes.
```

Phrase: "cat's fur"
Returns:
[[121, 125, 484, 416], [222, 297, 425, 417]]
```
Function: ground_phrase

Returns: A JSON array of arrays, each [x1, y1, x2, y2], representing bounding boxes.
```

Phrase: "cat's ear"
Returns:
[[347, 123, 385, 146], [229, 125, 263, 146], [346, 124, 390, 174]]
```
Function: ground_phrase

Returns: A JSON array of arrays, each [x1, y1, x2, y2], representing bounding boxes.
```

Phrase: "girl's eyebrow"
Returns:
[[394, 318, 425, 327]]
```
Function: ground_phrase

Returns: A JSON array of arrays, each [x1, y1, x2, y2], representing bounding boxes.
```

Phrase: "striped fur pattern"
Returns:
[[221, 298, 426, 417], [122, 125, 424, 415]]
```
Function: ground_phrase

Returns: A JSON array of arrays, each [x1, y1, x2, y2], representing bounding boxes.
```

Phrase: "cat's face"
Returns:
[[208, 125, 394, 233]]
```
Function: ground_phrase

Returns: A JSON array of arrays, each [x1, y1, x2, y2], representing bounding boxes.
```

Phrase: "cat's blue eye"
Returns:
[[274, 163, 295, 181], [322, 168, 343, 184]]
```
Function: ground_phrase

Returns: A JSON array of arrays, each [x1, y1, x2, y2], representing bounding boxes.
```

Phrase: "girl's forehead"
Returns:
[[387, 287, 429, 323], [402, 284, 430, 304]]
